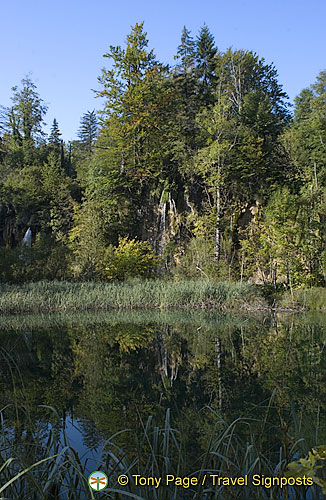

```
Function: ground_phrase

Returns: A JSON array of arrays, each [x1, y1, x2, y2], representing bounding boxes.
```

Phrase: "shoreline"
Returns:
[[0, 279, 323, 314]]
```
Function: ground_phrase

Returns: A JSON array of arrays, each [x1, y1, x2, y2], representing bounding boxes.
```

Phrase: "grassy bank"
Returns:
[[279, 287, 326, 311], [0, 279, 265, 314]]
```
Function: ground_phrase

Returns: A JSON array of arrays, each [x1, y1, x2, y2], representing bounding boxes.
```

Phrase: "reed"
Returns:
[[1, 402, 322, 499], [280, 287, 326, 311], [0, 279, 265, 314]]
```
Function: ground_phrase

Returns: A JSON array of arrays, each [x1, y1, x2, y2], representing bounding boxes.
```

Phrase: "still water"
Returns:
[[1, 310, 326, 499]]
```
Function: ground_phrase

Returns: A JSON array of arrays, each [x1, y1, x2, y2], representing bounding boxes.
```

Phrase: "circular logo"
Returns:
[[88, 471, 108, 491]]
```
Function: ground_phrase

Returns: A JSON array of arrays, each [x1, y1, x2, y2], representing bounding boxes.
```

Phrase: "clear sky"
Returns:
[[1, 0, 325, 140]]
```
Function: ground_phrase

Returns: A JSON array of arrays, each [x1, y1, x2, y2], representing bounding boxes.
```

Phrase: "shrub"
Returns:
[[105, 236, 159, 280]]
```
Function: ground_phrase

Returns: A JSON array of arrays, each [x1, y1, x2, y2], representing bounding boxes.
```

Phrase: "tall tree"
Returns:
[[171, 27, 199, 171], [97, 22, 171, 185], [195, 91, 262, 263], [10, 77, 47, 145], [2, 77, 48, 167], [175, 26, 196, 72], [283, 70, 326, 186], [49, 118, 62, 146], [195, 24, 218, 104], [48, 118, 63, 165], [77, 110, 98, 154]]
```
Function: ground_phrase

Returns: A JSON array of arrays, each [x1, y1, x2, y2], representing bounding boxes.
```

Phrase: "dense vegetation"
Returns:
[[0, 279, 263, 313], [1, 22, 326, 290]]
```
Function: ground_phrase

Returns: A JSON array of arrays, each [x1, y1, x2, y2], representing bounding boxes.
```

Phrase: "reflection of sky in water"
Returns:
[[1, 312, 326, 498], [61, 416, 103, 475]]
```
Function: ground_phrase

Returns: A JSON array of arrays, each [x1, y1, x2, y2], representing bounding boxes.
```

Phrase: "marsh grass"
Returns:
[[280, 287, 326, 311], [0, 279, 265, 314], [1, 396, 323, 499]]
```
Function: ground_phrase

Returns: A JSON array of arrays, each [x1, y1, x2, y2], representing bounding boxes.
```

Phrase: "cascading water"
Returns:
[[157, 202, 167, 256], [22, 227, 32, 247], [20, 227, 32, 260], [169, 195, 180, 239]]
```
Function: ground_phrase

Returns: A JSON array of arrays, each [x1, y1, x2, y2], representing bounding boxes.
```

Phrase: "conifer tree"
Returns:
[[78, 110, 98, 154], [175, 26, 196, 72], [49, 118, 62, 145], [48, 118, 66, 171], [172, 26, 199, 166], [196, 24, 218, 104]]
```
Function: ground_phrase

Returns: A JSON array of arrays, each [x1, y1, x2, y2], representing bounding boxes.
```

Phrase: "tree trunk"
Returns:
[[272, 262, 277, 289], [215, 183, 221, 262]]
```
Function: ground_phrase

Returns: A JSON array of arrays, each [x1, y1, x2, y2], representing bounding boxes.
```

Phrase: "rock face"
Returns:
[[0, 203, 17, 247], [0, 202, 34, 248]]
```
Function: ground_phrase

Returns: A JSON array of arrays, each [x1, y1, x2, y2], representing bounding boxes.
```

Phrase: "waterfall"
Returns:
[[157, 202, 167, 256], [160, 202, 166, 235], [22, 227, 32, 247], [169, 195, 179, 238], [20, 227, 32, 260]]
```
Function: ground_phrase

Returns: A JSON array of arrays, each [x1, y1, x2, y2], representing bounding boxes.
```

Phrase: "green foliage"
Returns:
[[105, 236, 159, 280], [77, 110, 98, 153], [48, 118, 61, 146], [175, 26, 196, 72], [240, 185, 326, 288], [2, 25, 326, 291], [280, 287, 326, 310], [0, 234, 70, 283], [68, 200, 107, 280], [0, 279, 263, 313], [10, 76, 48, 145], [286, 445, 326, 493], [0, 247, 20, 282], [174, 237, 216, 278], [195, 24, 218, 104]]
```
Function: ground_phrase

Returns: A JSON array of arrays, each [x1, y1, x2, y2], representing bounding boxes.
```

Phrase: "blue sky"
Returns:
[[1, 0, 325, 140]]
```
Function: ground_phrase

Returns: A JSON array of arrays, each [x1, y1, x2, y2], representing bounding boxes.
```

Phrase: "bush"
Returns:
[[174, 237, 217, 278], [0, 235, 70, 283], [105, 236, 159, 280]]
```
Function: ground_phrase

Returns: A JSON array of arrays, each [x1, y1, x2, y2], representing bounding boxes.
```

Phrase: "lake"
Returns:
[[1, 310, 326, 499]]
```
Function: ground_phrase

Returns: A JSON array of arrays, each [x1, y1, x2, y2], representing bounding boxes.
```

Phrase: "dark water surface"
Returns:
[[1, 310, 326, 499]]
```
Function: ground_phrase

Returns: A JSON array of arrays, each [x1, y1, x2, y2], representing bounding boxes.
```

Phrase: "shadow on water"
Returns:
[[1, 310, 326, 498]]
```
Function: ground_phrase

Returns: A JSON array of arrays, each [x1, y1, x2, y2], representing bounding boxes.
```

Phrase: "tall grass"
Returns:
[[0, 279, 265, 314], [1, 401, 323, 499], [280, 287, 326, 311]]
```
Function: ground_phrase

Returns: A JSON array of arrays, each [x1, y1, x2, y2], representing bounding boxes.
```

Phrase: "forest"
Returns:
[[1, 22, 326, 292]]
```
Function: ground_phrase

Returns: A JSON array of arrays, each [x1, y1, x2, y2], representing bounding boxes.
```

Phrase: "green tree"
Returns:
[[283, 70, 326, 187], [68, 199, 107, 279], [49, 118, 62, 146], [48, 118, 65, 168], [171, 26, 200, 164], [175, 26, 196, 72], [92, 22, 176, 243], [97, 22, 167, 180], [1, 77, 48, 168], [195, 24, 218, 104], [10, 77, 47, 152], [195, 91, 263, 264], [77, 110, 98, 154], [105, 236, 158, 280]]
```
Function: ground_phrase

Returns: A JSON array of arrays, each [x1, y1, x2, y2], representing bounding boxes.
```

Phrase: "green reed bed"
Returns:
[[1, 402, 324, 500], [0, 279, 265, 314], [280, 287, 326, 311]]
